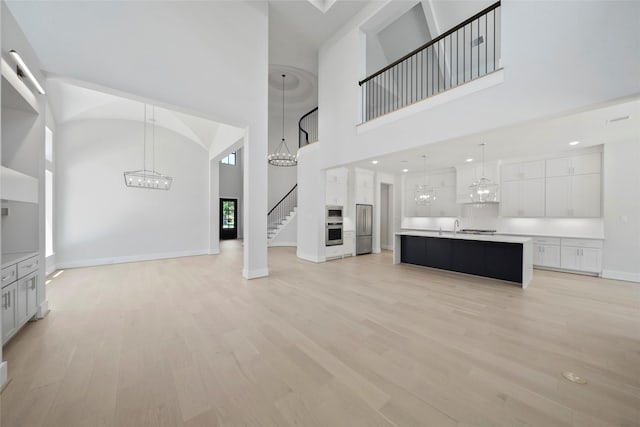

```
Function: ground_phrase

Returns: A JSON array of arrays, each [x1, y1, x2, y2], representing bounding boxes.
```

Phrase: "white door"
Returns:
[[26, 273, 38, 318], [561, 247, 581, 270], [540, 245, 561, 268], [2, 284, 17, 343], [571, 174, 601, 217], [546, 157, 571, 177], [520, 178, 545, 217], [580, 248, 602, 273], [546, 176, 570, 217]]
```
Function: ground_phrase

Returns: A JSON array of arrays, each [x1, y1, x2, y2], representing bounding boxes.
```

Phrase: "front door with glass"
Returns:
[[220, 198, 238, 240]]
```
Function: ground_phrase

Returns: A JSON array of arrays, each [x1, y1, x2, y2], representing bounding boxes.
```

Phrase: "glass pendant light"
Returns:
[[268, 74, 297, 167], [469, 143, 498, 202], [124, 104, 173, 190], [415, 154, 436, 205]]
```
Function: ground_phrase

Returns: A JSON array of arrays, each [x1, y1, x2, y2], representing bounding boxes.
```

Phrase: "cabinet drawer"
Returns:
[[17, 256, 39, 279], [2, 265, 18, 287], [561, 239, 603, 249], [533, 237, 560, 246]]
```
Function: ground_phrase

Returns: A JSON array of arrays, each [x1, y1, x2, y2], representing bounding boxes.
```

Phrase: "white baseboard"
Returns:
[[381, 244, 393, 251], [296, 251, 325, 263], [36, 300, 50, 319], [242, 267, 269, 279], [0, 361, 7, 390], [601, 269, 640, 283], [56, 249, 209, 269], [268, 241, 297, 247], [208, 248, 220, 255]]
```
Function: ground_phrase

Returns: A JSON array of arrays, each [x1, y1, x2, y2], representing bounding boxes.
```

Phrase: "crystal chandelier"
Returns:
[[268, 74, 297, 167], [469, 143, 498, 202], [124, 104, 173, 190], [415, 154, 436, 205]]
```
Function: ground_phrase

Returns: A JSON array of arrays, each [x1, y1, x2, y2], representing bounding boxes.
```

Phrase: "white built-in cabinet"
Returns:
[[500, 160, 546, 217], [325, 167, 348, 206], [500, 151, 602, 218], [530, 237, 602, 274], [405, 170, 458, 217], [455, 161, 500, 203], [532, 237, 561, 269], [545, 152, 601, 218], [560, 239, 602, 273], [2, 254, 39, 344], [355, 169, 375, 205]]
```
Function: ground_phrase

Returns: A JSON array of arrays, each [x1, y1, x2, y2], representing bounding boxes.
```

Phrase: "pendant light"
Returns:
[[469, 143, 498, 202], [268, 74, 297, 167], [124, 104, 173, 190], [415, 154, 436, 205]]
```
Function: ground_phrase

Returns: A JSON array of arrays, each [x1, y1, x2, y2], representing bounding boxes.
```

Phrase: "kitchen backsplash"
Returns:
[[402, 203, 605, 238]]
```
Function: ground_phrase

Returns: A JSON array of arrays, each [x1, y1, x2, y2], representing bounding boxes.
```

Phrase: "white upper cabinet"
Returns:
[[325, 167, 348, 206], [502, 160, 545, 181], [500, 160, 545, 217], [545, 152, 601, 218], [354, 168, 374, 205], [546, 152, 601, 177]]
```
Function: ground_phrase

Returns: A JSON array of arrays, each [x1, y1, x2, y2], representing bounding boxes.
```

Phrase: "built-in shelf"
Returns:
[[0, 166, 38, 203], [1, 57, 39, 114]]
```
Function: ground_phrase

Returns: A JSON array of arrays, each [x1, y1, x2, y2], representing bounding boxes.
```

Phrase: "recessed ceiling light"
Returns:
[[402, 169, 409, 173], [569, 141, 581, 146], [371, 160, 378, 165], [466, 158, 474, 162]]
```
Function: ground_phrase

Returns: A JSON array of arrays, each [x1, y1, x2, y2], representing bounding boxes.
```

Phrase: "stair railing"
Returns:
[[267, 184, 298, 236], [358, 1, 501, 122], [298, 107, 318, 148]]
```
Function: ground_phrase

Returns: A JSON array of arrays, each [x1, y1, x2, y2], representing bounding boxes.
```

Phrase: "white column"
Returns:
[[209, 159, 220, 255], [242, 126, 269, 279]]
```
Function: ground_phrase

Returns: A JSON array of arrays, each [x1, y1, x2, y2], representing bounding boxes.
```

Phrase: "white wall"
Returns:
[[219, 148, 243, 239], [602, 139, 640, 282], [318, 1, 640, 169], [55, 119, 209, 267], [296, 142, 326, 262]]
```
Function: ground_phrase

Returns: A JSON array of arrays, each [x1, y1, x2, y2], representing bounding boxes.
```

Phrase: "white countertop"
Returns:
[[2, 251, 39, 269], [396, 230, 532, 244], [495, 232, 605, 240]]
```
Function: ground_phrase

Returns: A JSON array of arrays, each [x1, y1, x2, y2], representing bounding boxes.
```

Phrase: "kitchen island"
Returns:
[[394, 231, 533, 287]]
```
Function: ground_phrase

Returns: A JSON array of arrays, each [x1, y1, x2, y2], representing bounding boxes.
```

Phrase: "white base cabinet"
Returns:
[[560, 239, 602, 273], [533, 238, 561, 269], [2, 253, 39, 344]]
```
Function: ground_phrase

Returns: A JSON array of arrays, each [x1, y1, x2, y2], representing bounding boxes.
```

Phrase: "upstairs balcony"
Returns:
[[359, 1, 501, 123]]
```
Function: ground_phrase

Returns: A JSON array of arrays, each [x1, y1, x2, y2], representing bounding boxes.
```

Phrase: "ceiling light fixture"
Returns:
[[124, 104, 173, 190], [268, 74, 297, 167], [469, 143, 498, 203], [371, 160, 379, 165], [9, 50, 46, 95], [415, 155, 436, 205], [403, 168, 409, 173], [569, 141, 581, 146], [466, 158, 474, 162]]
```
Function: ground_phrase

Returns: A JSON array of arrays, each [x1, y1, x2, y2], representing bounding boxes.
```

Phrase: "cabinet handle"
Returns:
[[2, 294, 5, 310], [7, 292, 10, 308], [23, 263, 37, 269], [1, 275, 9, 282], [31, 282, 36, 290]]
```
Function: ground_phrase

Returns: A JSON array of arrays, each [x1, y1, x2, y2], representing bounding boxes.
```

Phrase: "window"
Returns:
[[45, 126, 55, 258], [220, 151, 236, 165]]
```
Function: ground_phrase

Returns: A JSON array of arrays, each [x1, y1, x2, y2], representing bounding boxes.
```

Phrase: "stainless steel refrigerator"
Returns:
[[356, 204, 373, 255]]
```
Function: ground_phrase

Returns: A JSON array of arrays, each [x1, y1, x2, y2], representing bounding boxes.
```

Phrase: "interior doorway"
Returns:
[[220, 198, 238, 240], [380, 183, 393, 250]]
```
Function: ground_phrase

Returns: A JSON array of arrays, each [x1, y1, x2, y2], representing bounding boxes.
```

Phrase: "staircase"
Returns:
[[267, 184, 297, 245]]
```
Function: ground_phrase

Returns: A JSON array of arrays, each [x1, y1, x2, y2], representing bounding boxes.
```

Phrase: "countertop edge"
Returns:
[[2, 251, 39, 270]]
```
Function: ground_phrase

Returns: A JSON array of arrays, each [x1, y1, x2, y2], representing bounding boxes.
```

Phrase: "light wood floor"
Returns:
[[1, 241, 639, 427]]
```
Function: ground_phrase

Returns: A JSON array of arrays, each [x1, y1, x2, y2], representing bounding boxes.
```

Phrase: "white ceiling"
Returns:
[[350, 97, 640, 174], [47, 78, 227, 151]]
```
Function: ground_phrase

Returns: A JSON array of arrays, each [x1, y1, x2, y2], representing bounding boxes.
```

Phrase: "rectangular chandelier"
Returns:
[[124, 170, 173, 190]]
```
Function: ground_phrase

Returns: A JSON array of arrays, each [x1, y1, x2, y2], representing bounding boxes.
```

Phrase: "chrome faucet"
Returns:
[[453, 219, 460, 235]]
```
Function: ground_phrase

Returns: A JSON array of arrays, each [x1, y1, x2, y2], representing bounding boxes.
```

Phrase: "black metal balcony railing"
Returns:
[[359, 1, 501, 123], [298, 107, 318, 148]]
